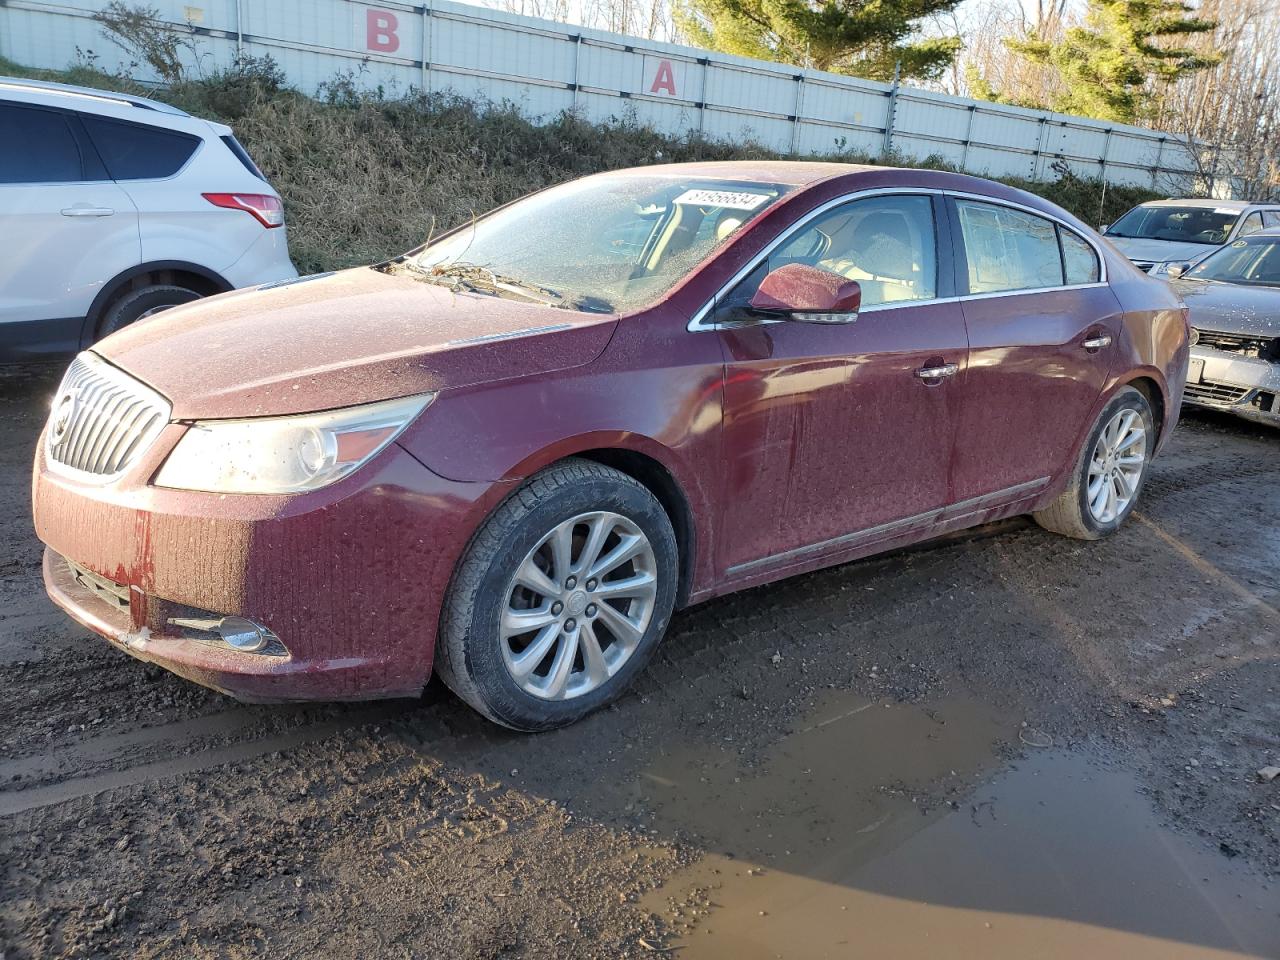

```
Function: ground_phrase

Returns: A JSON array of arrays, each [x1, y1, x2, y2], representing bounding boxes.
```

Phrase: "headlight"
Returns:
[[154, 393, 434, 494]]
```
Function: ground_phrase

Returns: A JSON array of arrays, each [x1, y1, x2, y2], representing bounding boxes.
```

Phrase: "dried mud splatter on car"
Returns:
[[1, 369, 1278, 958]]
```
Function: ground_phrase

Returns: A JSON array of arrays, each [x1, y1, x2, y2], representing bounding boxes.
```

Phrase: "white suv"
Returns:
[[0, 77, 297, 362]]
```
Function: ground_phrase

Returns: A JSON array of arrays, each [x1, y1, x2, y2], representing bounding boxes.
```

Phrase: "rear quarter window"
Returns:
[[1060, 228, 1101, 284], [81, 115, 200, 180], [0, 104, 83, 183]]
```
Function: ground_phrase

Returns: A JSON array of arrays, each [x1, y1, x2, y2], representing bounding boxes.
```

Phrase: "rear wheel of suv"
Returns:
[[97, 284, 201, 339], [436, 459, 678, 731], [1034, 386, 1154, 540]]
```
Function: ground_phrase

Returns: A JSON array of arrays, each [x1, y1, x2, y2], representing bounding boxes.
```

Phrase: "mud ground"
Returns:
[[1, 366, 1277, 959]]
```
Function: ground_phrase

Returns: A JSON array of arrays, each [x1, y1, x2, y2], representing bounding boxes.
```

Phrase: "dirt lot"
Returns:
[[1, 367, 1277, 959]]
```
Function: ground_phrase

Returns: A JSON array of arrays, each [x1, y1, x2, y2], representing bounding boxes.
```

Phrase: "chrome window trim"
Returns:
[[687, 186, 1107, 332]]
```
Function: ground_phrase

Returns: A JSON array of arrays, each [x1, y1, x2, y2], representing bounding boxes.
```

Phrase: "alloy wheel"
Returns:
[[1086, 409, 1147, 524], [500, 511, 658, 701]]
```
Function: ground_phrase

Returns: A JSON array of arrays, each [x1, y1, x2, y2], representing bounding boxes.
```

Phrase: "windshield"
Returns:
[[1106, 204, 1240, 245], [1185, 237, 1280, 286], [411, 175, 790, 313]]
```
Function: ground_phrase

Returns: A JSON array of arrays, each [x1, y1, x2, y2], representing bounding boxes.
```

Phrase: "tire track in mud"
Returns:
[[0, 468, 1226, 808], [0, 702, 408, 816], [0, 409, 1274, 824]]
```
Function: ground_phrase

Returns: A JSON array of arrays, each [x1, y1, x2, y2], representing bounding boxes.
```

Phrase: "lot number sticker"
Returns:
[[675, 189, 771, 211]]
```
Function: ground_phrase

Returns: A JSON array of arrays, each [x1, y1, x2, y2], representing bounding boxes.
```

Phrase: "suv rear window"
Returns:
[[81, 115, 199, 180], [0, 104, 83, 183]]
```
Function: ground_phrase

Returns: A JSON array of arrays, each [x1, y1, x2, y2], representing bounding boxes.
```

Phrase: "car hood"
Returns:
[[1172, 279, 1280, 338], [95, 268, 618, 419], [1107, 236, 1213, 264]]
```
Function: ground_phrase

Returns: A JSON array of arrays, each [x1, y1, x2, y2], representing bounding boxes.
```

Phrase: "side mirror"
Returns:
[[750, 263, 861, 324], [1166, 261, 1189, 279], [1098, 223, 1110, 234]]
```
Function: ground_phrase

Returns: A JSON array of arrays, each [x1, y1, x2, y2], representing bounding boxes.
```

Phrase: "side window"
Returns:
[[1263, 210, 1280, 229], [1060, 228, 1101, 284], [80, 115, 200, 180], [0, 104, 82, 184], [763, 194, 938, 307], [956, 200, 1064, 294], [1237, 212, 1264, 237]]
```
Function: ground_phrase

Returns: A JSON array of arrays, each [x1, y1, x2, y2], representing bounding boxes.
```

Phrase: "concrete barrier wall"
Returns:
[[1, 0, 1216, 191]]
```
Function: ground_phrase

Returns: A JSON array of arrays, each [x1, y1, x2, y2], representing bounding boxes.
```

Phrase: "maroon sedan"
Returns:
[[33, 162, 1189, 730]]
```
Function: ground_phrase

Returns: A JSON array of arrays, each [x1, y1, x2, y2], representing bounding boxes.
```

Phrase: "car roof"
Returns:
[[1139, 198, 1274, 211], [0, 74, 234, 139], [595, 160, 890, 187], [0, 75, 191, 116]]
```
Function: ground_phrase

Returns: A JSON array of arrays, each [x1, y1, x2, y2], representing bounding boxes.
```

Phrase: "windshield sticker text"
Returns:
[[674, 189, 770, 211]]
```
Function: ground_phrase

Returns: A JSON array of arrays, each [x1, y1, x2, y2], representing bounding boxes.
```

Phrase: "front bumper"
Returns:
[[1183, 347, 1280, 426], [33, 429, 503, 701]]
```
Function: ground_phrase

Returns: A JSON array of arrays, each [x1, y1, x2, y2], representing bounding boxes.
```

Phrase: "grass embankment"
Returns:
[[2, 54, 1165, 275]]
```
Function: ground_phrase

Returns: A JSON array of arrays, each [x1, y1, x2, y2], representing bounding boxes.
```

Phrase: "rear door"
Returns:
[[0, 103, 139, 348], [715, 192, 969, 576], [77, 114, 230, 270], [947, 196, 1119, 505]]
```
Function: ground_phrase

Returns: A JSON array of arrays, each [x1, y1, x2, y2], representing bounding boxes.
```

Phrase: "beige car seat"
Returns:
[[819, 210, 920, 304]]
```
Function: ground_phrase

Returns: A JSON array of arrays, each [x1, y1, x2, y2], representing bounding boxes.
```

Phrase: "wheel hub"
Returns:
[[1086, 408, 1148, 525], [499, 511, 659, 701]]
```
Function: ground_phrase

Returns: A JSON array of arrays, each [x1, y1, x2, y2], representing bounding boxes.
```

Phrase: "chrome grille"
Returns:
[[1184, 379, 1252, 405], [1192, 328, 1275, 357], [46, 352, 170, 478]]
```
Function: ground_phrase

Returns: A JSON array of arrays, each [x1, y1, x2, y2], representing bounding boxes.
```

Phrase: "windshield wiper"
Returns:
[[400, 261, 565, 306], [397, 260, 613, 312]]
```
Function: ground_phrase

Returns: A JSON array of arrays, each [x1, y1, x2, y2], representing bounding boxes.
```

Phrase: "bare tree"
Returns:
[[1152, 0, 1279, 198], [929, 0, 1067, 103], [485, 0, 677, 41]]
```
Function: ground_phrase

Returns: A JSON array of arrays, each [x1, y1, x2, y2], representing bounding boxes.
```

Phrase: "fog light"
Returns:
[[167, 614, 285, 655]]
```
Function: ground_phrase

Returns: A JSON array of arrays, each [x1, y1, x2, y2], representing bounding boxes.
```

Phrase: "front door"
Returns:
[[714, 192, 969, 577]]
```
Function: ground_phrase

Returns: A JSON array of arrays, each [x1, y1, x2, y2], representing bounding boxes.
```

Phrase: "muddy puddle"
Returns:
[[640, 693, 1280, 959]]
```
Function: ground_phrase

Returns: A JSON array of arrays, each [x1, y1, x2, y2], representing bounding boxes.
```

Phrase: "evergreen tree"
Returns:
[[994, 0, 1220, 123], [675, 0, 963, 83]]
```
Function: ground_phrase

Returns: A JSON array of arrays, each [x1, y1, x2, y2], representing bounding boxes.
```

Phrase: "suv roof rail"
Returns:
[[0, 75, 190, 116]]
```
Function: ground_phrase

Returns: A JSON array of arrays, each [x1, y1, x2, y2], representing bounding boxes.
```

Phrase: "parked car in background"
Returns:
[[33, 162, 1188, 730], [1102, 198, 1280, 276], [0, 77, 296, 363], [1172, 229, 1280, 426]]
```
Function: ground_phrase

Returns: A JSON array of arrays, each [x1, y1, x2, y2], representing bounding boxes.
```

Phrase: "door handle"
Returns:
[[915, 362, 959, 380], [1082, 334, 1112, 350], [60, 206, 115, 217]]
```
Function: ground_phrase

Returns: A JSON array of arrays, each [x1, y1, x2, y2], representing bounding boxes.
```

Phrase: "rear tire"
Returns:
[[97, 284, 201, 339], [1034, 386, 1154, 540], [436, 459, 678, 731]]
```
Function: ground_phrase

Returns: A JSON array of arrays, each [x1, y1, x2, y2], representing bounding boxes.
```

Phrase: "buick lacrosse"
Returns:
[[33, 162, 1189, 729]]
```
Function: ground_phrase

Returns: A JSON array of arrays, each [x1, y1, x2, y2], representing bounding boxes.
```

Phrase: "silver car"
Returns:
[[1103, 198, 1280, 275], [1172, 229, 1280, 426]]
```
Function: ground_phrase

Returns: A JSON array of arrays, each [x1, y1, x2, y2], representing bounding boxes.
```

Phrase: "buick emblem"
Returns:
[[50, 390, 77, 445]]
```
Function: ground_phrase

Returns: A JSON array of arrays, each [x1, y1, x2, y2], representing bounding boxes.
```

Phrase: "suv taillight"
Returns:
[[202, 192, 284, 229]]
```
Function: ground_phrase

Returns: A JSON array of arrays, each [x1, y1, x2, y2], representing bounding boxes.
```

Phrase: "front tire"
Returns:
[[1034, 386, 1154, 540], [436, 459, 678, 731]]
